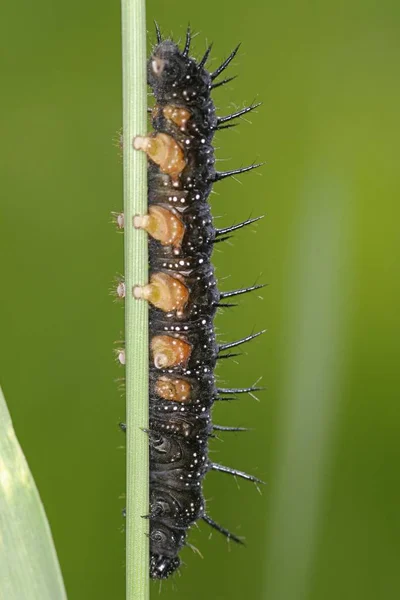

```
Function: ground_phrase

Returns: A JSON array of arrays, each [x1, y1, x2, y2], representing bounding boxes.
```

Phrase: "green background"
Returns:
[[1, 1, 399, 599]]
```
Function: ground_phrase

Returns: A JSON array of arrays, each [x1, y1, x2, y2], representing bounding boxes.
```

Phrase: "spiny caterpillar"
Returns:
[[118, 23, 265, 580]]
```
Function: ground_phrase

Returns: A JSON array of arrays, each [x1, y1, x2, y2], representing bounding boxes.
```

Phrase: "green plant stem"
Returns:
[[121, 1, 149, 599]]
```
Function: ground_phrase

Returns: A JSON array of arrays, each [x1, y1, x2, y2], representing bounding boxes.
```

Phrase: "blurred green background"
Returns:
[[1, 1, 400, 599]]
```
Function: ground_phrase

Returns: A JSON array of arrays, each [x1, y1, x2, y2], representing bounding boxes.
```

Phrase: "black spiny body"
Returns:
[[122, 26, 264, 581]]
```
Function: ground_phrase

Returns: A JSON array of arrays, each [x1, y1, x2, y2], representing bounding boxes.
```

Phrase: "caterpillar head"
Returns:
[[148, 40, 210, 104]]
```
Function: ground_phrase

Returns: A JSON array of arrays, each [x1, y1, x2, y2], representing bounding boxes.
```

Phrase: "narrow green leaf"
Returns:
[[0, 386, 67, 600]]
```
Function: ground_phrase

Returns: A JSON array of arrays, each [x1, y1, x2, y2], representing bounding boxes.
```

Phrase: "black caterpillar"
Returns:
[[120, 24, 264, 580]]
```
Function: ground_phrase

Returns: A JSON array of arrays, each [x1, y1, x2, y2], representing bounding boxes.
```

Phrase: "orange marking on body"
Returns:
[[133, 133, 186, 182], [163, 105, 191, 130], [133, 272, 189, 313], [134, 206, 185, 249], [151, 335, 192, 368], [155, 376, 192, 402]]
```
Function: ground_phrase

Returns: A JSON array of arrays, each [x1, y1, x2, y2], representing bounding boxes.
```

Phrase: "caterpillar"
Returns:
[[119, 23, 264, 580]]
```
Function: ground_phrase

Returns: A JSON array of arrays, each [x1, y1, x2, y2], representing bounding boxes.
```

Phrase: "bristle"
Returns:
[[220, 284, 266, 299], [217, 102, 261, 125], [182, 25, 191, 56], [213, 234, 233, 244], [210, 462, 265, 484], [154, 20, 162, 44], [202, 514, 245, 544], [215, 302, 238, 309], [210, 76, 237, 90], [199, 44, 213, 68], [215, 215, 264, 237], [185, 542, 204, 558], [213, 123, 238, 132], [216, 352, 242, 360], [216, 385, 264, 395], [211, 44, 241, 80], [214, 162, 263, 182], [218, 329, 266, 352], [213, 425, 249, 432]]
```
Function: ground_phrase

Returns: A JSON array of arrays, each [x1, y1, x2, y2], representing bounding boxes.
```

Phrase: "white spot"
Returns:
[[151, 58, 165, 75]]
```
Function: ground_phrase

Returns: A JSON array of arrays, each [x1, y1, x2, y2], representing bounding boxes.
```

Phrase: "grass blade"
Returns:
[[0, 386, 67, 600]]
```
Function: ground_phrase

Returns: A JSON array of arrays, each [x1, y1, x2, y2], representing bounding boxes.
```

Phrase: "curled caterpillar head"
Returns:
[[148, 40, 210, 105]]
